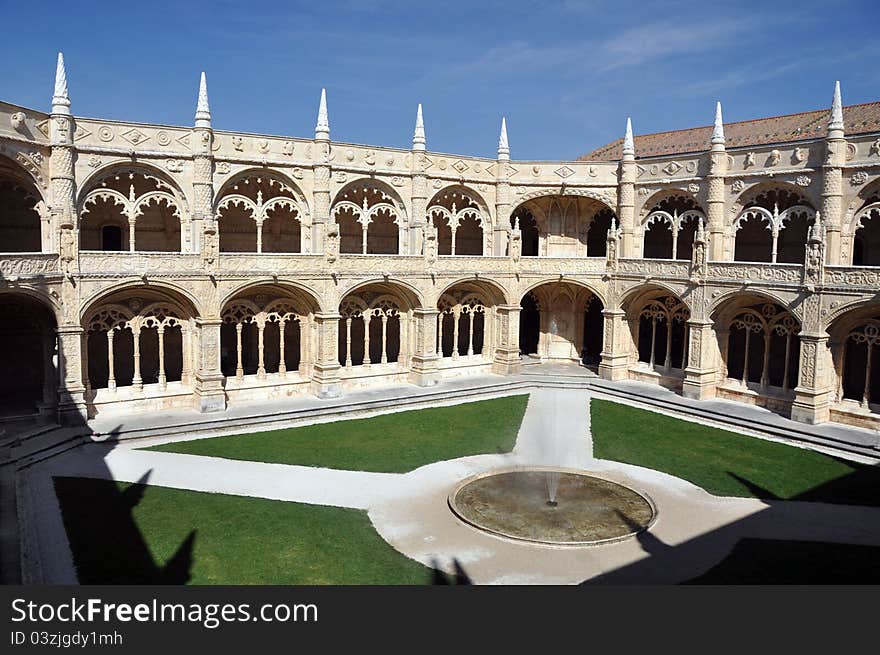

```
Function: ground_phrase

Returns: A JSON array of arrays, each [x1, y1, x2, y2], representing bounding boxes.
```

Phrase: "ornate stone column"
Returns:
[[193, 318, 226, 412], [494, 118, 511, 256], [410, 104, 427, 256], [56, 326, 88, 423], [791, 292, 834, 424], [50, 54, 87, 423], [707, 102, 728, 261], [312, 89, 331, 254], [409, 307, 441, 386], [822, 82, 845, 265], [193, 72, 214, 257], [492, 303, 522, 375], [617, 118, 636, 257], [310, 310, 342, 398]]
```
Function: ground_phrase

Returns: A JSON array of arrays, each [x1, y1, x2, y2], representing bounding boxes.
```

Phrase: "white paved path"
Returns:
[[23, 388, 880, 584]]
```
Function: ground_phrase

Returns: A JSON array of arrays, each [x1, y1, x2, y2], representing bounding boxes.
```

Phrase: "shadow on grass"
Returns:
[[54, 472, 196, 584]]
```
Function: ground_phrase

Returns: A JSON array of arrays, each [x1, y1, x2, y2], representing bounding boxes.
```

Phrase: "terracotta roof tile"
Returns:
[[579, 101, 880, 161]]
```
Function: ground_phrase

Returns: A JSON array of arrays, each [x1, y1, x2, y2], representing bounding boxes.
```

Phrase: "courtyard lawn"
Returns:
[[590, 399, 880, 506], [145, 394, 529, 473], [54, 476, 432, 585]]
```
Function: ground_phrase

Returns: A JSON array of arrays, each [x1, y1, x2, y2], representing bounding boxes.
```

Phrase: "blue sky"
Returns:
[[1, 0, 878, 160]]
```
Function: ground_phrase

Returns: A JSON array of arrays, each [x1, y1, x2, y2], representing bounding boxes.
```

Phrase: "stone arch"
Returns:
[[0, 154, 48, 252], [731, 182, 816, 264], [844, 176, 880, 234], [78, 163, 188, 253], [707, 287, 796, 322], [331, 179, 408, 255], [437, 277, 509, 307], [213, 168, 310, 216], [218, 278, 323, 315], [509, 192, 616, 258], [80, 279, 203, 323], [0, 292, 58, 415], [219, 282, 317, 380], [436, 280, 504, 361], [826, 302, 880, 410], [338, 281, 418, 369], [711, 293, 801, 395], [822, 295, 880, 331], [639, 190, 705, 260], [82, 286, 199, 394], [517, 280, 604, 365], [427, 185, 491, 256], [214, 169, 308, 253], [339, 278, 423, 310], [849, 180, 880, 266], [621, 286, 691, 374]]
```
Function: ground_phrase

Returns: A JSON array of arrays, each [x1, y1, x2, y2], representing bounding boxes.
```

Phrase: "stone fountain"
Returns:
[[448, 392, 656, 545]]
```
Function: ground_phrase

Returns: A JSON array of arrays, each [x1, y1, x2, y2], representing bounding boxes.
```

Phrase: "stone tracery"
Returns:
[[427, 187, 487, 256], [733, 186, 815, 264], [641, 193, 706, 260], [215, 173, 305, 253], [332, 183, 403, 255]]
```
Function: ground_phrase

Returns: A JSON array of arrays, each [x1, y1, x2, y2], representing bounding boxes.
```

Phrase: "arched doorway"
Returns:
[[519, 282, 603, 364], [0, 295, 57, 416]]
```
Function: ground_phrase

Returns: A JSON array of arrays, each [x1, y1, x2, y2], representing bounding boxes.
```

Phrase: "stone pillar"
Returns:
[[707, 104, 728, 261], [617, 120, 636, 257], [681, 319, 720, 400], [310, 311, 342, 398], [312, 89, 331, 254], [492, 304, 522, 374], [408, 308, 441, 386], [494, 118, 511, 256], [410, 157, 427, 256], [192, 318, 226, 412], [791, 331, 834, 424], [193, 72, 214, 256], [822, 82, 845, 265], [50, 54, 78, 279], [410, 104, 427, 256], [56, 326, 87, 423], [598, 308, 631, 381]]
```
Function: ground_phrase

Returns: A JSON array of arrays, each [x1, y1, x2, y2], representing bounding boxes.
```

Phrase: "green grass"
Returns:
[[145, 394, 529, 473], [591, 399, 880, 506], [54, 476, 432, 585]]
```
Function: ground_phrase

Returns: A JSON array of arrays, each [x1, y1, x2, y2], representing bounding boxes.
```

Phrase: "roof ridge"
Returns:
[[629, 102, 879, 139]]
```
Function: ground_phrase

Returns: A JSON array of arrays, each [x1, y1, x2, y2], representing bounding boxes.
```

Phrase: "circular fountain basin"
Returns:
[[448, 467, 656, 546]]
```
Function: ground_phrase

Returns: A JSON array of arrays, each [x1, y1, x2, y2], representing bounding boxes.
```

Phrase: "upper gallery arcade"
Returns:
[[1, 53, 880, 432]]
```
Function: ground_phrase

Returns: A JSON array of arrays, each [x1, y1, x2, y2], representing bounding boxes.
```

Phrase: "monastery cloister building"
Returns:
[[2, 54, 880, 430]]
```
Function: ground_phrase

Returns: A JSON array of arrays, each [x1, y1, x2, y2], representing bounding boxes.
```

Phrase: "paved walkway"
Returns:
[[22, 385, 880, 584]]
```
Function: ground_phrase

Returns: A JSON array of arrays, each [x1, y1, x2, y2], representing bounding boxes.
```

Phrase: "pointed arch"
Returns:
[[0, 154, 47, 252]]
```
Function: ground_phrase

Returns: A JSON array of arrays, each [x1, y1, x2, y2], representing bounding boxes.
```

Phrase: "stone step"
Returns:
[[87, 378, 535, 444]]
